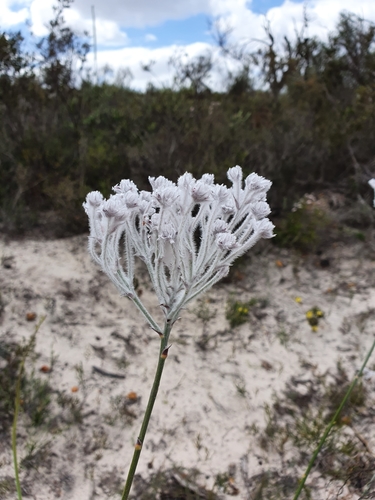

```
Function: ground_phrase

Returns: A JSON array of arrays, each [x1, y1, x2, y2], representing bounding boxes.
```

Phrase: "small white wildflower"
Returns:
[[84, 166, 274, 326], [113, 179, 138, 193], [213, 219, 229, 234], [251, 201, 271, 219], [255, 218, 275, 239], [124, 191, 139, 209], [212, 184, 230, 204], [85, 191, 103, 207], [102, 196, 126, 219], [153, 186, 179, 207], [159, 222, 177, 244], [201, 173, 215, 185], [216, 233, 239, 251], [149, 175, 174, 190], [227, 165, 243, 183], [191, 181, 212, 202]]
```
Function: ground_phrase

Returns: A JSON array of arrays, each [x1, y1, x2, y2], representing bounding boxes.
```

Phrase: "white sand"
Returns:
[[0, 234, 374, 499]]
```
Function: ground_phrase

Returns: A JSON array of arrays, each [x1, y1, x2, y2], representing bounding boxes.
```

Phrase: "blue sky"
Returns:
[[2, 0, 375, 90], [123, 1, 304, 48], [124, 14, 212, 48]]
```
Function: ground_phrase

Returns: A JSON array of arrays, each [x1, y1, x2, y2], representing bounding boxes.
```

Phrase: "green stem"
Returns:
[[131, 294, 162, 335], [12, 363, 23, 500], [12, 317, 46, 500], [121, 321, 172, 500], [293, 339, 375, 500]]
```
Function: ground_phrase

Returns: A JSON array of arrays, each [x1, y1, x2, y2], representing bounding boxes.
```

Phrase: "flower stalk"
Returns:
[[12, 316, 46, 500], [84, 166, 274, 498], [293, 338, 375, 500], [121, 321, 172, 500]]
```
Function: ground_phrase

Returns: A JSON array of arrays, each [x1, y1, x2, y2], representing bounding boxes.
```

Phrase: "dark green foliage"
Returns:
[[225, 297, 263, 328], [130, 468, 220, 500], [0, 337, 52, 433], [1, 5, 375, 236], [0, 339, 23, 431], [258, 363, 372, 496], [275, 199, 332, 251]]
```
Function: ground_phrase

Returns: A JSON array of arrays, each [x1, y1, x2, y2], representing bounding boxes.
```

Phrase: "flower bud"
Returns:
[[113, 179, 137, 193], [251, 201, 271, 219], [216, 233, 238, 251], [192, 181, 212, 202], [212, 219, 229, 234], [227, 165, 243, 184], [85, 191, 103, 207], [255, 219, 275, 239]]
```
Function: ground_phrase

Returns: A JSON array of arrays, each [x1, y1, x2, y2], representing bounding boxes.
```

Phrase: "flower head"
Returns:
[[84, 166, 274, 324]]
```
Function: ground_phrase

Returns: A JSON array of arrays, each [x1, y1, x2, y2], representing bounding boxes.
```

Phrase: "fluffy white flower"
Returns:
[[213, 219, 229, 234], [191, 181, 212, 202], [84, 166, 274, 326], [216, 233, 238, 251], [85, 191, 103, 207], [124, 192, 139, 209], [227, 165, 243, 183], [113, 179, 137, 193], [159, 222, 177, 244], [102, 196, 126, 219], [153, 186, 179, 207], [251, 201, 271, 219]]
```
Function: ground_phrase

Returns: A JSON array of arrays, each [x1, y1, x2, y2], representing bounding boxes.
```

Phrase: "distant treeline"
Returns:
[[1, 0, 375, 235]]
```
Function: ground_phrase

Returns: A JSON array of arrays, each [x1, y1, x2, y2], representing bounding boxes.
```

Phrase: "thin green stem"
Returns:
[[293, 339, 375, 500], [12, 317, 46, 500], [121, 321, 172, 500], [12, 364, 23, 500], [131, 294, 162, 335]]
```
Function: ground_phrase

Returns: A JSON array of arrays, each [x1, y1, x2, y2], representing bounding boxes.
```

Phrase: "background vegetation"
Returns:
[[1, 0, 375, 238]]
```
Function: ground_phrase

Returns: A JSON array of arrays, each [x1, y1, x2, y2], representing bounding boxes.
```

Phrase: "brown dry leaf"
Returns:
[[26, 312, 37, 321], [340, 416, 352, 426], [71, 386, 79, 393], [40, 365, 51, 373], [261, 360, 273, 371], [275, 260, 284, 268]]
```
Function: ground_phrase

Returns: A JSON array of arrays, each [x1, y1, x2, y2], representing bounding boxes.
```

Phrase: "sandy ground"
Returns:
[[0, 234, 375, 500]]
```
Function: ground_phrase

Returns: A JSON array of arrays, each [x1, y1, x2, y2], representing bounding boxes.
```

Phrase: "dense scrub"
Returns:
[[1, 2, 375, 235]]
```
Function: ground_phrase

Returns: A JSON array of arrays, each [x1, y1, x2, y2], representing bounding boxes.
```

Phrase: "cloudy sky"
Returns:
[[2, 0, 375, 90]]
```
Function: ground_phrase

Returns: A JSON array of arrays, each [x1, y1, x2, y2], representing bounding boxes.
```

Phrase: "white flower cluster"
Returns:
[[83, 166, 274, 325]]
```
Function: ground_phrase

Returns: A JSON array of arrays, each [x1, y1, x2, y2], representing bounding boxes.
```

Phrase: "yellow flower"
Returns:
[[295, 297, 303, 304], [243, 308, 248, 314], [316, 309, 323, 317], [311, 325, 318, 332], [237, 307, 243, 313], [306, 310, 314, 319]]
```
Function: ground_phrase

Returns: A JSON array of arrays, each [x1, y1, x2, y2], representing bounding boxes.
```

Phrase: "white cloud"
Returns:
[[73, 0, 210, 28], [6, 0, 210, 44], [86, 41, 242, 92], [28, 0, 127, 46], [210, 0, 375, 51], [145, 33, 157, 42], [0, 0, 29, 28], [83, 0, 375, 92], [29, 0, 54, 36], [88, 42, 215, 90], [4, 0, 375, 92]]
